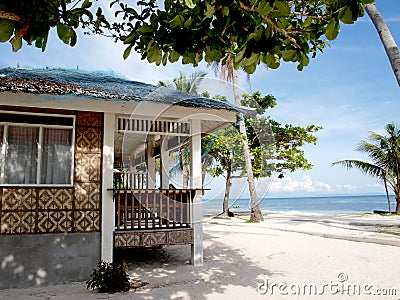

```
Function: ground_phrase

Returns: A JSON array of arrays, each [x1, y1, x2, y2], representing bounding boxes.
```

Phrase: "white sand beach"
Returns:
[[1, 211, 400, 300]]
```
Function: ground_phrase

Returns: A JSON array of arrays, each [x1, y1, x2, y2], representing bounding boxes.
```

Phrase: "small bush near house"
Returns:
[[86, 260, 130, 293]]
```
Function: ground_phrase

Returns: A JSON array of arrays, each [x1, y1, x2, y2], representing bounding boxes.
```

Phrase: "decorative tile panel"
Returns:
[[74, 153, 101, 183], [0, 108, 103, 236], [38, 189, 73, 210], [2, 189, 36, 210], [74, 211, 100, 232], [114, 229, 194, 249], [75, 127, 102, 153], [1, 211, 35, 234], [168, 229, 193, 245], [74, 183, 100, 210], [37, 211, 72, 233], [77, 112, 103, 128]]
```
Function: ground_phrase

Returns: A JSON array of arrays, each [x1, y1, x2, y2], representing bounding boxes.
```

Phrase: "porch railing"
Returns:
[[113, 171, 147, 190], [114, 189, 194, 231]]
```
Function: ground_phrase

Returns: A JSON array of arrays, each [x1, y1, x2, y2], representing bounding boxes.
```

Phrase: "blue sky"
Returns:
[[0, 1, 399, 199]]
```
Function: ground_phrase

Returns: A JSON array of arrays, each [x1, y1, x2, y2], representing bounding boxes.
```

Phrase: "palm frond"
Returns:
[[332, 159, 383, 178]]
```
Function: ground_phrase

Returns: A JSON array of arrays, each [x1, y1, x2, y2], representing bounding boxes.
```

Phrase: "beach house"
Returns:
[[0, 68, 238, 289]]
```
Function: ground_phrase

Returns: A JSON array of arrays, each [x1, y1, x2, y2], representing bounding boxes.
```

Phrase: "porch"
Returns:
[[113, 185, 198, 249], [104, 113, 207, 265]]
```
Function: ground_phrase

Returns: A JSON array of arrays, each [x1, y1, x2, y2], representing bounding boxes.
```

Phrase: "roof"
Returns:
[[0, 68, 240, 112]]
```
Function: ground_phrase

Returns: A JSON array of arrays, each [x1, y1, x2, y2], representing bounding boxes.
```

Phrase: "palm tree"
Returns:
[[158, 71, 207, 94], [332, 123, 400, 214], [364, 3, 400, 86], [212, 59, 264, 221], [158, 71, 208, 188]]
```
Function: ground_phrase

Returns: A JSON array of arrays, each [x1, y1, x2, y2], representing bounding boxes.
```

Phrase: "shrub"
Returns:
[[86, 260, 130, 293]]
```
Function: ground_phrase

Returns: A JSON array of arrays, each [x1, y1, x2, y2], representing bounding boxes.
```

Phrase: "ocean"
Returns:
[[202, 194, 393, 214]]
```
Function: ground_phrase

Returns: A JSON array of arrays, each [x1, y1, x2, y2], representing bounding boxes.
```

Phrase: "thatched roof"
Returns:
[[0, 68, 239, 112]]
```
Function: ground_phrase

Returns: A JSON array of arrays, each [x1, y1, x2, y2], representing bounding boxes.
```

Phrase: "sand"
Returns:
[[1, 211, 399, 299]]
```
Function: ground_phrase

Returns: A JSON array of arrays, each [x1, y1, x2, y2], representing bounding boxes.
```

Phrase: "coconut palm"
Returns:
[[158, 70, 207, 94], [332, 122, 400, 214], [158, 71, 208, 188], [364, 3, 400, 86], [211, 58, 264, 221]]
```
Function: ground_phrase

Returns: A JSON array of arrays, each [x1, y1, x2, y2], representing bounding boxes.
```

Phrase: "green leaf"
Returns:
[[262, 53, 280, 69], [123, 45, 132, 60], [0, 19, 14, 43], [81, 0, 92, 9], [69, 30, 77, 47], [169, 50, 180, 63], [184, 0, 196, 9], [223, 6, 229, 17], [303, 17, 313, 28], [243, 62, 257, 74], [57, 24, 72, 45], [123, 32, 136, 44], [136, 25, 153, 33], [162, 51, 168, 65], [339, 6, 354, 24], [258, 0, 272, 16], [205, 3, 215, 18], [205, 47, 221, 63], [282, 49, 297, 62], [274, 1, 290, 17], [360, 0, 374, 3], [242, 53, 260, 67], [184, 18, 194, 27], [10, 36, 22, 52], [325, 19, 340, 40], [147, 44, 162, 64], [170, 14, 185, 28]]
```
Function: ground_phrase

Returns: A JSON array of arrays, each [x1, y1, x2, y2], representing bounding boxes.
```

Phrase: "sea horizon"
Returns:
[[202, 194, 394, 215]]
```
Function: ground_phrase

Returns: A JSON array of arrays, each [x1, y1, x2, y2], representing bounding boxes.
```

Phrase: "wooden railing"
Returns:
[[114, 189, 194, 231], [113, 171, 147, 190]]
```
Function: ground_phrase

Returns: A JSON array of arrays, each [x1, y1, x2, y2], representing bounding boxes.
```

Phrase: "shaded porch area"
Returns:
[[113, 188, 197, 248], [109, 114, 205, 262]]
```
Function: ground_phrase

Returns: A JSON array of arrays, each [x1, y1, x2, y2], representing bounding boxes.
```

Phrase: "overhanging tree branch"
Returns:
[[0, 10, 22, 22], [239, 1, 301, 48]]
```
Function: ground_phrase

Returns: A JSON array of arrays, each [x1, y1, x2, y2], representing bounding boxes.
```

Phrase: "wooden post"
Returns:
[[189, 118, 203, 266], [160, 135, 169, 189], [101, 112, 115, 263], [147, 137, 156, 189]]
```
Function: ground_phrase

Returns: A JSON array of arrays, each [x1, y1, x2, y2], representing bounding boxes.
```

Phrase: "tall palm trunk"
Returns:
[[222, 168, 232, 217], [232, 70, 264, 221], [383, 175, 391, 213], [364, 3, 400, 86]]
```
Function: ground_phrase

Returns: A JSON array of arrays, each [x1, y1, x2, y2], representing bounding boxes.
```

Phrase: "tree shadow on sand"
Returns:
[[114, 232, 284, 299]]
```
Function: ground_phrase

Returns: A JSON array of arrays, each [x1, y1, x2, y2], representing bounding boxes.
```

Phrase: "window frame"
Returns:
[[0, 111, 75, 187]]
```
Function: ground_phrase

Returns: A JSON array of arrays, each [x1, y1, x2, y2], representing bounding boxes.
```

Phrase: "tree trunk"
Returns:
[[182, 164, 189, 189], [222, 169, 232, 217], [383, 176, 391, 213], [396, 199, 400, 215], [232, 70, 264, 221], [364, 3, 400, 87]]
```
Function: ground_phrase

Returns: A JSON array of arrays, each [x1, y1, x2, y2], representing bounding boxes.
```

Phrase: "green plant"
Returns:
[[86, 260, 130, 293]]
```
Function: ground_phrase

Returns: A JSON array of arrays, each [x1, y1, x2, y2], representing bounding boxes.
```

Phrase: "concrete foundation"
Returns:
[[0, 232, 100, 289]]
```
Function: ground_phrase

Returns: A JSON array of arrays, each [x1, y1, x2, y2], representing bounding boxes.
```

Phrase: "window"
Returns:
[[0, 112, 74, 186]]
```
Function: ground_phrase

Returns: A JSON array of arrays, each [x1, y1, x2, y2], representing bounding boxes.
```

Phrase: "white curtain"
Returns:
[[41, 128, 72, 184], [5, 126, 39, 184]]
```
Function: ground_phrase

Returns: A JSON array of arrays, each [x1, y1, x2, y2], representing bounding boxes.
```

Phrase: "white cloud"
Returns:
[[336, 184, 358, 191], [367, 183, 383, 188], [267, 175, 332, 193]]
